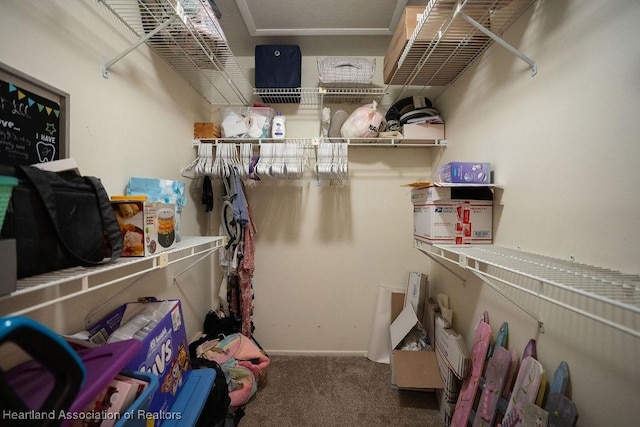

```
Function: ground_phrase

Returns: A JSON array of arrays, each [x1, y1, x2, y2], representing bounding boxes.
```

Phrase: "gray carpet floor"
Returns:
[[238, 355, 443, 427]]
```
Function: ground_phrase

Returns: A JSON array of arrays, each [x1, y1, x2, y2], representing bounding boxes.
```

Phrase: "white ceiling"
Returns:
[[234, 0, 408, 37], [216, 0, 427, 57]]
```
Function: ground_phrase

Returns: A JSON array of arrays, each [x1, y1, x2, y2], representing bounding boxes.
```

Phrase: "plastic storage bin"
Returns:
[[221, 106, 274, 138], [161, 369, 217, 427], [4, 339, 142, 426], [0, 175, 18, 230], [115, 371, 160, 427]]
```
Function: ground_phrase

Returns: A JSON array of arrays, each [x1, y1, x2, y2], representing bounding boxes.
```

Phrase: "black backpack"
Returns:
[[190, 357, 232, 427]]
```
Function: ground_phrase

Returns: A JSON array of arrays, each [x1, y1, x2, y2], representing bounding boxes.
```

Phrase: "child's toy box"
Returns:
[[87, 299, 191, 425]]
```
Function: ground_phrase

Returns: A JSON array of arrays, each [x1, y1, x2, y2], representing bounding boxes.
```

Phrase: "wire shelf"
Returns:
[[252, 87, 388, 106], [193, 137, 446, 147], [0, 236, 226, 316], [415, 240, 640, 338], [99, 0, 252, 105], [389, 0, 536, 87]]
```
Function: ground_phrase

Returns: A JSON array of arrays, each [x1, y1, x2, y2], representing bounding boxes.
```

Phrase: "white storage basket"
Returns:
[[317, 57, 376, 86]]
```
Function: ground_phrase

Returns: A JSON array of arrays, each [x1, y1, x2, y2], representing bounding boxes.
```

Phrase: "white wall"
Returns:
[[2, 1, 639, 426], [0, 1, 216, 338], [206, 53, 433, 355], [431, 1, 640, 426], [225, 1, 640, 426]]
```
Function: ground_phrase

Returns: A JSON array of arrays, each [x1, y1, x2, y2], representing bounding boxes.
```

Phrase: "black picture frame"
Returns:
[[0, 61, 70, 165]]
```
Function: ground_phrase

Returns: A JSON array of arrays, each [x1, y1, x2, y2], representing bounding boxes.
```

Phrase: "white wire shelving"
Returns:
[[253, 87, 389, 106], [0, 236, 226, 318], [414, 239, 640, 339], [98, 0, 253, 105], [97, 0, 537, 108], [193, 136, 447, 148], [389, 0, 537, 95]]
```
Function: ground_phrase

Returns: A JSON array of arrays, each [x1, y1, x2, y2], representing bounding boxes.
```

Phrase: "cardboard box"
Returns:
[[390, 292, 443, 391], [402, 123, 445, 140], [413, 201, 493, 244], [384, 6, 442, 83], [434, 316, 470, 380], [438, 162, 491, 184], [411, 185, 493, 204], [384, 3, 486, 84], [111, 199, 177, 256], [87, 299, 191, 423], [411, 185, 493, 244], [194, 122, 221, 139], [404, 272, 428, 322]]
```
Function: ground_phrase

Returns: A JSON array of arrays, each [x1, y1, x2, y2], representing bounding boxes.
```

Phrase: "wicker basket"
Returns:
[[317, 57, 376, 86], [0, 176, 18, 230]]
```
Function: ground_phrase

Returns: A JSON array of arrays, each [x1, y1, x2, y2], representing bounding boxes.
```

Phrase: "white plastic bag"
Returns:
[[340, 101, 386, 138]]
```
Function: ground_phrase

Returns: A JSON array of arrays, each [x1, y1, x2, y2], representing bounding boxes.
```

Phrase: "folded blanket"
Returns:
[[196, 333, 270, 378], [224, 365, 257, 408]]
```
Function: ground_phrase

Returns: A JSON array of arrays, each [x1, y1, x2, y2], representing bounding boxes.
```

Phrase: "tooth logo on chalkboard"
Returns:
[[36, 141, 55, 162]]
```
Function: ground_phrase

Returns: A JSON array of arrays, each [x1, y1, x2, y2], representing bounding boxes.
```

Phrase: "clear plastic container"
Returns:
[[0, 176, 18, 230]]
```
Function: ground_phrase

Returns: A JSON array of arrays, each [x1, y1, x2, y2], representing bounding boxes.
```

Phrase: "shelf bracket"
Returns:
[[172, 246, 221, 284], [455, 6, 537, 77], [467, 269, 545, 334], [415, 242, 467, 285], [102, 13, 180, 78]]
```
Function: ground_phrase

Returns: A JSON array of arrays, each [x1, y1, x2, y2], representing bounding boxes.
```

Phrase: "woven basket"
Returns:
[[0, 176, 18, 230], [317, 57, 376, 86]]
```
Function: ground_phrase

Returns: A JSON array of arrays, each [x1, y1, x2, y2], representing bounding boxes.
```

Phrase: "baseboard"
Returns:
[[264, 349, 368, 357]]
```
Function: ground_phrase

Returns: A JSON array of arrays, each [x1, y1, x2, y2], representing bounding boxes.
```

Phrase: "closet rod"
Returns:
[[455, 5, 537, 76]]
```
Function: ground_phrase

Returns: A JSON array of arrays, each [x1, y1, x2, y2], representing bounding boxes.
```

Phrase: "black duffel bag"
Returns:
[[0, 164, 122, 278]]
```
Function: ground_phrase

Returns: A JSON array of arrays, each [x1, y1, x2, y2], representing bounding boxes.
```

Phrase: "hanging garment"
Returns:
[[201, 175, 214, 212], [230, 167, 249, 227], [238, 219, 255, 337]]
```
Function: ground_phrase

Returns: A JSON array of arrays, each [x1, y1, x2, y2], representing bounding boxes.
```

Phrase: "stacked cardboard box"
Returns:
[[384, 6, 452, 83], [412, 185, 493, 244], [426, 296, 471, 425]]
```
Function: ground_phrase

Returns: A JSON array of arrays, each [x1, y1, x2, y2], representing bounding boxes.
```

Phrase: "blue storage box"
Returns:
[[115, 371, 159, 427], [161, 369, 217, 427], [438, 162, 491, 184]]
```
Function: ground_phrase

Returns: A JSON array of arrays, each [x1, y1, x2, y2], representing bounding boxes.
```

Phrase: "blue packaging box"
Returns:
[[438, 162, 490, 184], [87, 299, 191, 425]]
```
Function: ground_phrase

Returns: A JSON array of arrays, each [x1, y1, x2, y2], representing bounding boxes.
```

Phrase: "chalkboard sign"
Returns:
[[0, 63, 69, 166]]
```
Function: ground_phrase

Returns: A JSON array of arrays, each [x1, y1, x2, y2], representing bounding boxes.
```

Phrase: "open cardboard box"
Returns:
[[390, 292, 443, 391]]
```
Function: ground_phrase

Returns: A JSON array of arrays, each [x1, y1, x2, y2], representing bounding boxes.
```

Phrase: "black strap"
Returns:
[[18, 165, 122, 266]]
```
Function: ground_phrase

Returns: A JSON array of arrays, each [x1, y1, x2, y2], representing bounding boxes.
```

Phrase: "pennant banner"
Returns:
[[1, 78, 61, 165]]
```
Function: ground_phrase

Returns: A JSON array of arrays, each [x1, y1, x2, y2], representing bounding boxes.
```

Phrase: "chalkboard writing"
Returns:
[[0, 78, 60, 165]]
